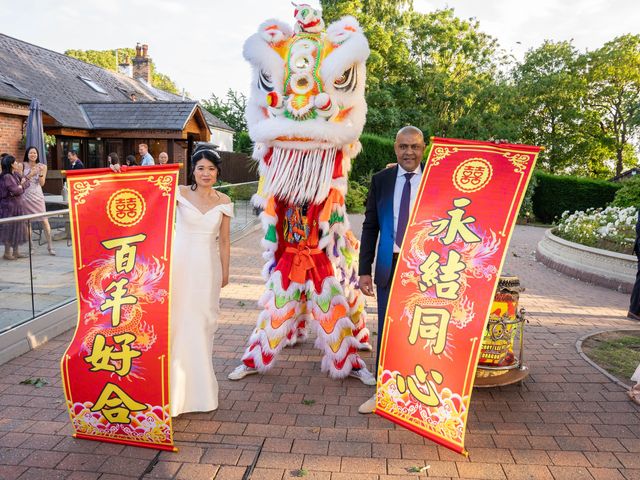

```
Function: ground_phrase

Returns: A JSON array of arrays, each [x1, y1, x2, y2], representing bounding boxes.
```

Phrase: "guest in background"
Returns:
[[107, 152, 120, 167], [139, 144, 154, 166], [626, 355, 640, 405], [125, 155, 137, 167], [22, 147, 55, 255], [0, 155, 29, 260], [628, 211, 640, 321], [68, 150, 84, 169], [158, 152, 169, 165]]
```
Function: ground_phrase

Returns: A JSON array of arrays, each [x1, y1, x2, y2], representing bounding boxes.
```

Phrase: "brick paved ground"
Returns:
[[1, 223, 639, 479]]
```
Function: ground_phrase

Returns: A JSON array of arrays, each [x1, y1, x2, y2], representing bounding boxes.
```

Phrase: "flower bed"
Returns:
[[536, 229, 636, 293], [555, 206, 636, 255]]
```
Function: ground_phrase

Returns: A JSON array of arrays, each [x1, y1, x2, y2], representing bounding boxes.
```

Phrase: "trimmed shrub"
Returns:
[[532, 171, 621, 224], [234, 131, 252, 155], [346, 180, 369, 214], [518, 172, 538, 223], [612, 176, 640, 208], [350, 133, 396, 183]]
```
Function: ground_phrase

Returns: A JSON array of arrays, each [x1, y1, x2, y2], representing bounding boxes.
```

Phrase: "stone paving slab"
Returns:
[[1, 222, 640, 479]]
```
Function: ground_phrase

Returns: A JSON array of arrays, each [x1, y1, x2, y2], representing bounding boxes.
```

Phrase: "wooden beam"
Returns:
[[91, 130, 184, 139], [45, 128, 92, 137]]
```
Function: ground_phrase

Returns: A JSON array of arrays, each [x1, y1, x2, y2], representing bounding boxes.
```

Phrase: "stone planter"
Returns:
[[536, 228, 636, 293]]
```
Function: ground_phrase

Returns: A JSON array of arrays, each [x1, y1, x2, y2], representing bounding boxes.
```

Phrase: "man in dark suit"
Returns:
[[357, 125, 426, 413], [628, 212, 640, 320], [67, 150, 84, 169]]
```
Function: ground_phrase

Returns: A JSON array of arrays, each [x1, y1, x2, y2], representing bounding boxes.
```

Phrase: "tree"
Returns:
[[511, 41, 591, 174], [201, 90, 248, 150], [65, 48, 180, 94], [405, 8, 505, 138], [321, 3, 506, 138], [584, 34, 640, 175], [320, 0, 414, 135]]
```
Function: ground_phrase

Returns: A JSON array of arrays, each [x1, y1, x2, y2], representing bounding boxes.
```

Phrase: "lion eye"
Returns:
[[259, 70, 274, 92], [334, 65, 357, 92]]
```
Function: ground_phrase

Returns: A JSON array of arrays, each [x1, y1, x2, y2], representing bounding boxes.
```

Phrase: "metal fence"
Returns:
[[0, 181, 259, 334]]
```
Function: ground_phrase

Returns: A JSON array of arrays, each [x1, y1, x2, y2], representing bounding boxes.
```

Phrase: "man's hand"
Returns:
[[359, 274, 375, 296]]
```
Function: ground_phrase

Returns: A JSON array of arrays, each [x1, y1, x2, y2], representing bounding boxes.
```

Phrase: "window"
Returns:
[[79, 76, 108, 94]]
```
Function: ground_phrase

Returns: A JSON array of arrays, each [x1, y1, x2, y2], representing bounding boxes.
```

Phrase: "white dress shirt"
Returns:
[[393, 164, 423, 252]]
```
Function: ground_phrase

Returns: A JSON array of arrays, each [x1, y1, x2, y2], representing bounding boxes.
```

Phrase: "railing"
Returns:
[[0, 181, 259, 334]]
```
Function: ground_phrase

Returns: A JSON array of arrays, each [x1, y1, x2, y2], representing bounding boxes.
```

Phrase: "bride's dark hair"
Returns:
[[190, 144, 222, 191]]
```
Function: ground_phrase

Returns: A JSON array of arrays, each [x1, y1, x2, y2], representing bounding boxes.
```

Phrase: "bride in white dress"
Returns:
[[169, 146, 233, 416]]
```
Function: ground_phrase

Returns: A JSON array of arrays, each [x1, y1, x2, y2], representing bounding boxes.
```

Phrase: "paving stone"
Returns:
[[1, 224, 640, 480], [144, 461, 182, 479], [175, 463, 219, 479], [14, 467, 70, 480], [501, 464, 553, 480], [340, 456, 386, 474], [456, 462, 505, 479]]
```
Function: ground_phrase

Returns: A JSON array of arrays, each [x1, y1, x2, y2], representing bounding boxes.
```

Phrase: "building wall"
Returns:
[[0, 100, 28, 160], [210, 128, 234, 152]]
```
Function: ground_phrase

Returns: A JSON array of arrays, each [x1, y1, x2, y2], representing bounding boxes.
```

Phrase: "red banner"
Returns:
[[375, 138, 540, 454], [60, 165, 179, 451]]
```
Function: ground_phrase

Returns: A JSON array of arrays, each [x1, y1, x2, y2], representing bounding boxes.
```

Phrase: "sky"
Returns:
[[1, 0, 639, 101]]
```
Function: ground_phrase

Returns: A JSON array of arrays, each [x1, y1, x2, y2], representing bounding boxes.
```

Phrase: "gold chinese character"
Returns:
[[430, 198, 481, 245], [91, 383, 146, 424], [435, 250, 465, 300], [461, 165, 486, 186], [84, 333, 141, 376], [115, 197, 139, 220], [409, 306, 450, 355], [101, 234, 147, 274], [418, 250, 466, 299], [418, 252, 440, 292], [396, 365, 444, 407], [100, 278, 137, 327]]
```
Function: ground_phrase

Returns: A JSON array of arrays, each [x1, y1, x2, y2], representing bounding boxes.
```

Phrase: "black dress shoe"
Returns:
[[627, 311, 640, 321]]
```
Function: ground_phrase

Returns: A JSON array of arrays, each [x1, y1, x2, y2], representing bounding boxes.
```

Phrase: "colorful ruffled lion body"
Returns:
[[239, 5, 372, 378]]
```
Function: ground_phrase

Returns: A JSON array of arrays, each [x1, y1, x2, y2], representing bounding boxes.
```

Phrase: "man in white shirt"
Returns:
[[357, 125, 426, 413], [139, 143, 155, 166]]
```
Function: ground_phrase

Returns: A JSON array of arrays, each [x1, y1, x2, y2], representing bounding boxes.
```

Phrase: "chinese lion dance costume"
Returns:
[[231, 4, 374, 381]]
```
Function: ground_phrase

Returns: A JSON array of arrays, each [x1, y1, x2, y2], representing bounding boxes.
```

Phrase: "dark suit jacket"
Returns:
[[359, 166, 398, 288], [635, 212, 640, 256], [70, 160, 84, 169], [359, 163, 425, 288]]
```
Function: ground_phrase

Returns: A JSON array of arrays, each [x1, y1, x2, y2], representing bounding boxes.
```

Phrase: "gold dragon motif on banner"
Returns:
[[502, 153, 530, 173], [432, 147, 459, 165], [73, 180, 101, 205], [146, 176, 174, 197]]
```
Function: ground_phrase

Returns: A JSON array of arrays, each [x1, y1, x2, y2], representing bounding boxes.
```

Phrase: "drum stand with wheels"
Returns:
[[474, 308, 530, 388]]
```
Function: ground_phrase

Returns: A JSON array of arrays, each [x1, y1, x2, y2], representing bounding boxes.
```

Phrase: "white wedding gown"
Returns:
[[170, 188, 234, 416]]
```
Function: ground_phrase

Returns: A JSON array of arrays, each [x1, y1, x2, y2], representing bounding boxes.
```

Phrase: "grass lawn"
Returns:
[[582, 330, 640, 382]]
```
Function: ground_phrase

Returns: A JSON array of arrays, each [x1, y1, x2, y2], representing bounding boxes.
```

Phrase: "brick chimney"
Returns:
[[118, 54, 132, 77], [132, 43, 151, 83]]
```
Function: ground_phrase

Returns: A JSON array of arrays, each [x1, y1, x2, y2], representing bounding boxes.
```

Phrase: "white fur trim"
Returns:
[[261, 147, 336, 204]]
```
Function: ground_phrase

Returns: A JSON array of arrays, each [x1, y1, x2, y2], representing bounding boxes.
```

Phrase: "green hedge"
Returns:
[[350, 133, 396, 183], [532, 171, 621, 224], [611, 176, 640, 208]]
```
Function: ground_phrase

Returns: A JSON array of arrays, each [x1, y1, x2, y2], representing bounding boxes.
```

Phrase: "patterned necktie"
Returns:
[[396, 172, 415, 248]]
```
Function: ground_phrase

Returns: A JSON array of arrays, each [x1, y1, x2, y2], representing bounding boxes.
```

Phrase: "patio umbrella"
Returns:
[[25, 98, 47, 165]]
